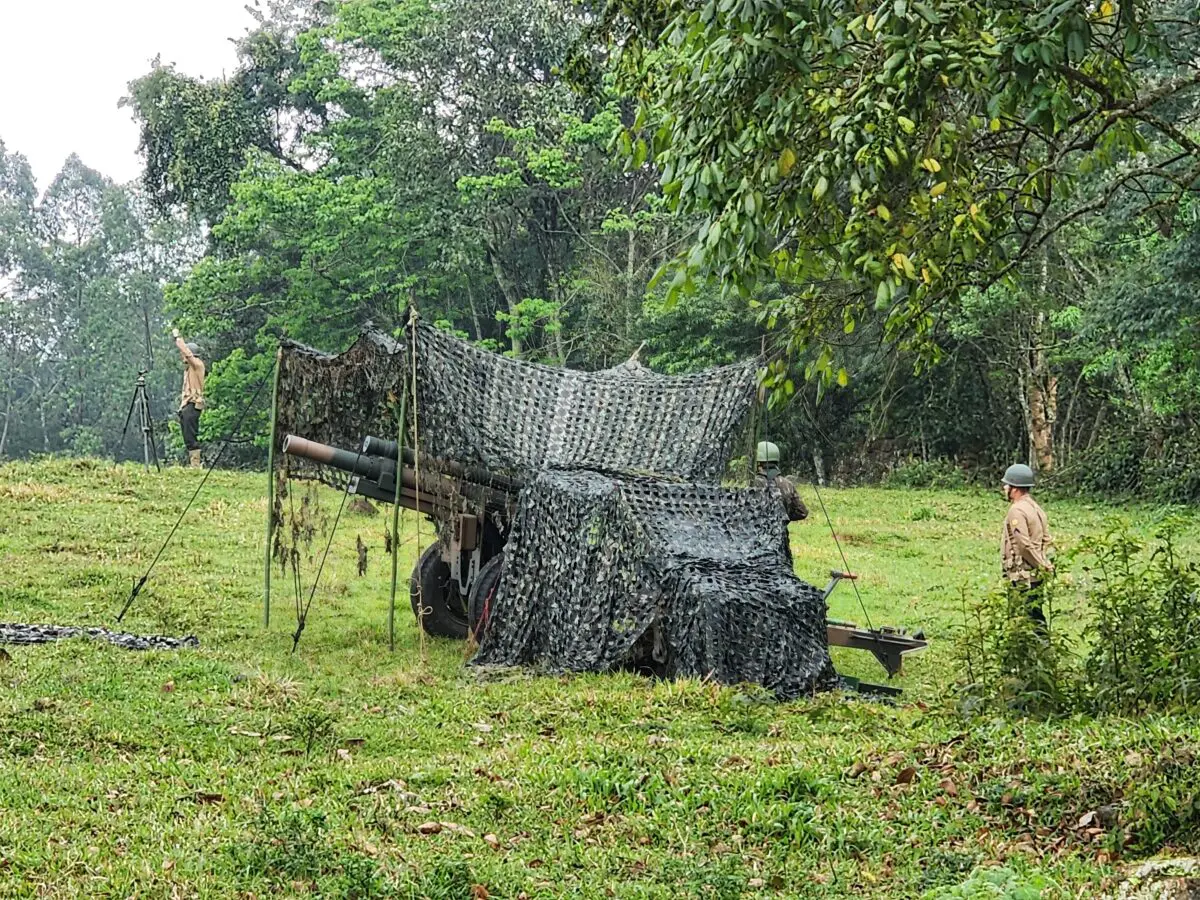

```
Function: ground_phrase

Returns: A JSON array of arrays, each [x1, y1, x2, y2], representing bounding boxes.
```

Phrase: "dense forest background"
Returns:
[[1, 0, 1197, 501]]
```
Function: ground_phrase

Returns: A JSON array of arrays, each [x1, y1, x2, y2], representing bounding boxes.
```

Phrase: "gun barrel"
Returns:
[[361, 434, 523, 493], [282, 435, 388, 481]]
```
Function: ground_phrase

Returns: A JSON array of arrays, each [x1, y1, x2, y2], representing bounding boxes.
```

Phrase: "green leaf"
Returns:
[[813, 176, 829, 202], [779, 147, 797, 176]]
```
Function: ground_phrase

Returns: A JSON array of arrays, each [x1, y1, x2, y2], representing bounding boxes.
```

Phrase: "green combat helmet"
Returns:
[[756, 441, 781, 466], [1002, 463, 1035, 488]]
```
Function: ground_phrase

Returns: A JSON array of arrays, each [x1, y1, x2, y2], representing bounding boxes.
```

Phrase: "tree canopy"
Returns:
[[591, 0, 1200, 361]]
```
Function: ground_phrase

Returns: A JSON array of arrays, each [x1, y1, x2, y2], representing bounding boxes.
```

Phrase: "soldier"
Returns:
[[755, 441, 809, 522], [1000, 463, 1054, 626], [172, 328, 206, 468]]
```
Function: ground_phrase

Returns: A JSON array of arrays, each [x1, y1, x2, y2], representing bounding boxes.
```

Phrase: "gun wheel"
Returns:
[[410, 544, 469, 639], [467, 552, 504, 643]]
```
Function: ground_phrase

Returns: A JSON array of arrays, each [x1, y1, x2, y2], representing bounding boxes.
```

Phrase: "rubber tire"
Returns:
[[467, 552, 504, 642], [410, 544, 469, 639]]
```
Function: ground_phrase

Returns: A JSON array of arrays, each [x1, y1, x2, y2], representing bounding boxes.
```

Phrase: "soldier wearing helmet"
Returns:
[[1000, 463, 1054, 626], [755, 441, 808, 522]]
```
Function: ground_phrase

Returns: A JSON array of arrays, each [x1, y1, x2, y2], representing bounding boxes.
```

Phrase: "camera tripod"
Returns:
[[120, 371, 161, 471]]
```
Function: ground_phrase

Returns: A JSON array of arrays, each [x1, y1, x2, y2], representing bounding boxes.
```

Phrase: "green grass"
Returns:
[[1, 458, 1198, 898]]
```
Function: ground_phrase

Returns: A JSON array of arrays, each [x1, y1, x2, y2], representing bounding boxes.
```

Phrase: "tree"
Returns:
[[590, 0, 1200, 365]]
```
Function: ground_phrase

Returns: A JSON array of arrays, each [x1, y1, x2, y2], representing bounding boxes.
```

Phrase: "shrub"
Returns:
[[954, 577, 1079, 717], [884, 457, 967, 490], [1080, 519, 1200, 714], [922, 866, 1054, 899], [955, 520, 1200, 717]]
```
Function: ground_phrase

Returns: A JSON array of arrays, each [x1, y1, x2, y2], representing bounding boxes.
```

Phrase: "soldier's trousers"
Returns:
[[179, 402, 202, 451], [1009, 579, 1046, 631]]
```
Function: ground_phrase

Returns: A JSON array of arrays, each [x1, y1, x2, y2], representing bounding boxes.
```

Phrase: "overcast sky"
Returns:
[[0, 0, 258, 193]]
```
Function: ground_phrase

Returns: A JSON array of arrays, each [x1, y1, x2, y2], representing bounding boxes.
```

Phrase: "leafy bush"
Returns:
[[922, 866, 1053, 899], [1080, 519, 1200, 713], [956, 520, 1200, 717], [954, 578, 1079, 717], [884, 458, 967, 490]]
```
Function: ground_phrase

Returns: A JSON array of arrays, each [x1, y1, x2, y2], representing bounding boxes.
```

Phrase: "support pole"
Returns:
[[264, 348, 282, 628], [388, 377, 409, 652]]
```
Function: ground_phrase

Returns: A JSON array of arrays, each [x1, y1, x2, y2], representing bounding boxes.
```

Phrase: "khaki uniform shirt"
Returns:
[[177, 339, 206, 411], [1001, 494, 1053, 583]]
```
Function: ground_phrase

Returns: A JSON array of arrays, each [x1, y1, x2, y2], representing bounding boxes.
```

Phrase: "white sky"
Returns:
[[0, 0, 258, 192]]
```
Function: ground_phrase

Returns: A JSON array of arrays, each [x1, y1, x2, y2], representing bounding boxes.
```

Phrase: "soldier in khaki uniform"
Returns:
[[1000, 463, 1054, 626], [755, 441, 809, 522], [172, 328, 206, 468]]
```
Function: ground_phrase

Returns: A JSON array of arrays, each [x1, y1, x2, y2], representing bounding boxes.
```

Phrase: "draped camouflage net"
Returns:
[[411, 322, 757, 481], [472, 471, 838, 700], [272, 317, 838, 698], [0, 623, 199, 651], [273, 331, 406, 488]]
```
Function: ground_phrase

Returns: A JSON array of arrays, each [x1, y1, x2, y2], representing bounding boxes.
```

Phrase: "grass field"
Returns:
[[1, 458, 1199, 898]]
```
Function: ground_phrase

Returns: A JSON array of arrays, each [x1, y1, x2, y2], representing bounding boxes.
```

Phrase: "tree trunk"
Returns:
[[463, 275, 483, 342], [0, 385, 10, 457], [1025, 252, 1057, 474], [812, 445, 826, 487], [624, 228, 639, 349], [486, 242, 523, 358]]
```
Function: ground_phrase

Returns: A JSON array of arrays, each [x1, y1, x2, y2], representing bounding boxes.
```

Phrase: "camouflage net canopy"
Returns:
[[273, 331, 406, 487], [412, 322, 758, 481], [473, 471, 838, 699], [273, 319, 837, 698]]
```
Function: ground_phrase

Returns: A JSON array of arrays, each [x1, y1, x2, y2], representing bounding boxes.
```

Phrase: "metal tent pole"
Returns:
[[264, 348, 282, 628]]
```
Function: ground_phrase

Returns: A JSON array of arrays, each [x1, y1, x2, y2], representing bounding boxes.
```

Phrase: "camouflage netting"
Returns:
[[273, 317, 837, 698], [0, 623, 199, 651], [274, 331, 406, 487], [411, 322, 757, 481], [472, 471, 838, 699]]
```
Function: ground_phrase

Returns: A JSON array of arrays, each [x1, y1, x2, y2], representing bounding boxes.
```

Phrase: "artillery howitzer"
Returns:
[[283, 433, 927, 677], [283, 433, 515, 639]]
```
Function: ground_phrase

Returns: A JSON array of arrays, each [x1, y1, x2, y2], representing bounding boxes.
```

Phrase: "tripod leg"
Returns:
[[139, 388, 160, 472], [119, 389, 140, 453]]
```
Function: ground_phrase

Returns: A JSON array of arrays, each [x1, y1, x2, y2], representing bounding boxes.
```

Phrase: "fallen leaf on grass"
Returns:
[[895, 766, 917, 785], [472, 722, 494, 733], [189, 792, 225, 805], [161, 681, 175, 693], [417, 821, 476, 838], [939, 779, 958, 797], [470, 887, 489, 899], [483, 833, 500, 850], [228, 727, 262, 738], [162, 858, 175, 872], [360, 779, 409, 796], [1078, 811, 1096, 828], [336, 748, 352, 763], [344, 737, 365, 747], [846, 761, 868, 778]]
